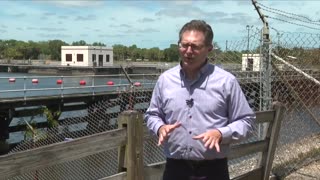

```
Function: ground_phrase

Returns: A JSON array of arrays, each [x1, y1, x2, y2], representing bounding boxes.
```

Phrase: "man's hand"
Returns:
[[193, 129, 222, 152], [157, 122, 181, 146]]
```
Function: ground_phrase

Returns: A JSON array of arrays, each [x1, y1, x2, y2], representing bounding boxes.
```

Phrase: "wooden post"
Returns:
[[117, 110, 144, 180], [0, 109, 13, 155], [260, 102, 285, 180]]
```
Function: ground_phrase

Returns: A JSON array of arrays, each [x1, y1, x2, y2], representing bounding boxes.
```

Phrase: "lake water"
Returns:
[[0, 72, 158, 98], [0, 72, 157, 144]]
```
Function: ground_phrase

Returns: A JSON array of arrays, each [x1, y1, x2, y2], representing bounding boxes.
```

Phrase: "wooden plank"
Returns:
[[98, 172, 127, 180], [231, 167, 263, 180], [262, 103, 285, 180], [144, 161, 165, 180], [229, 140, 268, 160], [0, 128, 127, 178], [256, 111, 275, 123]]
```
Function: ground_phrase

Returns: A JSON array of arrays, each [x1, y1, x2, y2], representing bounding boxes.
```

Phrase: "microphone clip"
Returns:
[[186, 98, 194, 108]]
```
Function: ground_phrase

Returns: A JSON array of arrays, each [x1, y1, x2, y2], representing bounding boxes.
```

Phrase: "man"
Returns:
[[145, 20, 255, 180]]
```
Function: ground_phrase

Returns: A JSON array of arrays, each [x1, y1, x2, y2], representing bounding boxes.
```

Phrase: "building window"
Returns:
[[106, 54, 110, 62], [66, 54, 72, 62], [92, 54, 96, 62], [77, 54, 83, 62]]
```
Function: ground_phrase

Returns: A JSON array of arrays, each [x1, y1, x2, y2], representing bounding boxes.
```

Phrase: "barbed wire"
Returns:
[[261, 7, 320, 27], [257, 2, 320, 23], [267, 16, 320, 31]]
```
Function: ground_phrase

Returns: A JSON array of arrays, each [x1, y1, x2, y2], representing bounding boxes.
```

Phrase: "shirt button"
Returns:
[[189, 115, 192, 118], [189, 131, 192, 134], [189, 148, 192, 151]]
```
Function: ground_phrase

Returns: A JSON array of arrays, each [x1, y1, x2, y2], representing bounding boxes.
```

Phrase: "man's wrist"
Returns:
[[157, 125, 164, 136]]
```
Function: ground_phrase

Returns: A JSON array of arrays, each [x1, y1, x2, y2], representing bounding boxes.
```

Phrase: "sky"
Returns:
[[0, 0, 319, 50]]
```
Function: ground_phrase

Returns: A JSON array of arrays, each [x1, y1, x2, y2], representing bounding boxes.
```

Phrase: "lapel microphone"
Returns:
[[186, 98, 194, 108]]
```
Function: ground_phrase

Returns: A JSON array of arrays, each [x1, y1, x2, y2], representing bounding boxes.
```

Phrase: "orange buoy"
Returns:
[[106, 81, 114, 86], [133, 82, 142, 87], [56, 79, 63, 84], [79, 80, 86, 85], [32, 79, 39, 84], [8, 78, 16, 83]]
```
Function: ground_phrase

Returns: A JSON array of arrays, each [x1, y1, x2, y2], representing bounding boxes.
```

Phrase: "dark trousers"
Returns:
[[163, 158, 230, 180]]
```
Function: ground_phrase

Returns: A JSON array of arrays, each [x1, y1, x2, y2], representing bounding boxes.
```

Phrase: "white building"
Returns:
[[61, 46, 113, 67], [242, 54, 261, 71]]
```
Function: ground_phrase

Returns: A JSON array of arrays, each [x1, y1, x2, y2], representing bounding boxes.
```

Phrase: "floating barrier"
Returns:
[[79, 80, 86, 85], [8, 78, 16, 83], [107, 81, 114, 86], [56, 79, 63, 85], [32, 79, 39, 84], [133, 82, 142, 87]]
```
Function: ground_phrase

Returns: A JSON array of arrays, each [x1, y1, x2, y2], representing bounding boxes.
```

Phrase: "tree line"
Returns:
[[0, 39, 223, 62]]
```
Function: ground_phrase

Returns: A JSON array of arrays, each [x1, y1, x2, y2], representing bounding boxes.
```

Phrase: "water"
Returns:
[[0, 72, 131, 98], [0, 72, 157, 144]]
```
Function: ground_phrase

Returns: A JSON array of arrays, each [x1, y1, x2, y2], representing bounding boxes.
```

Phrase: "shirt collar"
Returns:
[[179, 58, 210, 77], [179, 59, 211, 89]]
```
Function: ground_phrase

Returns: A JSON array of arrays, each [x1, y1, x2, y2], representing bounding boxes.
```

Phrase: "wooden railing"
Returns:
[[0, 103, 285, 180]]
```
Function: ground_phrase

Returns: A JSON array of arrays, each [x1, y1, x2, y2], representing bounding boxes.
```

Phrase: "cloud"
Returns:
[[37, 33, 71, 38], [155, 6, 204, 18], [155, 5, 227, 20], [217, 13, 254, 25], [75, 15, 97, 21], [139, 28, 160, 33], [27, 27, 37, 30], [43, 12, 56, 16], [0, 29, 6, 33], [110, 24, 132, 28], [41, 0, 104, 7], [11, 13, 26, 18], [58, 15, 68, 19], [121, 27, 160, 34], [1, 25, 8, 28], [16, 27, 23, 31], [39, 27, 67, 32], [138, 18, 156, 23], [98, 34, 127, 38]]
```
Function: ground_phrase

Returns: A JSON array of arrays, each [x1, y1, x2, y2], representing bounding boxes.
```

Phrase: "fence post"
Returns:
[[117, 110, 144, 180]]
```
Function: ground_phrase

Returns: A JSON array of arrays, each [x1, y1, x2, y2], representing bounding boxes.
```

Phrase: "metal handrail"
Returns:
[[0, 74, 159, 100]]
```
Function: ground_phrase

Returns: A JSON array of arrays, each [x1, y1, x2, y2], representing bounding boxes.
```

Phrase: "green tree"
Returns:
[[49, 40, 68, 60], [4, 47, 22, 60], [72, 40, 87, 46], [163, 44, 179, 62], [92, 42, 106, 46]]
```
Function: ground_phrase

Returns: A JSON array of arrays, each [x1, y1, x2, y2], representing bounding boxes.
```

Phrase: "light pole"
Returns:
[[246, 25, 250, 56]]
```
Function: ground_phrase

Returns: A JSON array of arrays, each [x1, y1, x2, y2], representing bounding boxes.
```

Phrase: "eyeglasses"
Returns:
[[178, 42, 206, 51]]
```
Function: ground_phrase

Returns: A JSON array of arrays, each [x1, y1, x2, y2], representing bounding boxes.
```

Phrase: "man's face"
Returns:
[[179, 30, 212, 71]]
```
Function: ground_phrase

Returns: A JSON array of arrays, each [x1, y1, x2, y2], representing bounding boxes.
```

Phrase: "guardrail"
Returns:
[[0, 74, 159, 100], [0, 102, 285, 180]]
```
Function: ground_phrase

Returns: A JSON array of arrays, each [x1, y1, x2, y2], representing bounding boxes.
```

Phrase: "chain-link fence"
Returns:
[[3, 28, 319, 179]]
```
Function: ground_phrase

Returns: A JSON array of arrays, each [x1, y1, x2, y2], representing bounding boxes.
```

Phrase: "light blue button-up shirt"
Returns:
[[145, 62, 255, 160]]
